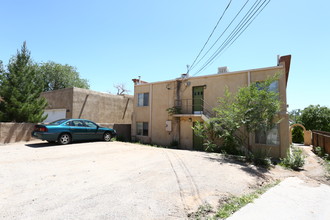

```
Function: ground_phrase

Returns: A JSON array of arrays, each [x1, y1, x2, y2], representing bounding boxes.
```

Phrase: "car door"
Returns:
[[84, 120, 103, 140], [68, 120, 88, 141]]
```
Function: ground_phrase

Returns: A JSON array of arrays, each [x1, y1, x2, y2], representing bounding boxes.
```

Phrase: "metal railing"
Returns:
[[174, 98, 215, 118]]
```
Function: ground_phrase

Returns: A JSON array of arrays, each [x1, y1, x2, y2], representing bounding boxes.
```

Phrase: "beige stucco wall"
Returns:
[[0, 123, 35, 143], [42, 88, 133, 124], [41, 88, 74, 118], [132, 61, 290, 158]]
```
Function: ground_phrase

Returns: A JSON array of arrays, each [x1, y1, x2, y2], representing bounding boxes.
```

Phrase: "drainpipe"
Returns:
[[149, 84, 153, 142], [247, 71, 251, 149]]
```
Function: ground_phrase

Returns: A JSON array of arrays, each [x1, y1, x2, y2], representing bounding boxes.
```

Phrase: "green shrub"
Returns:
[[314, 146, 325, 157], [247, 149, 272, 168], [280, 147, 305, 170], [292, 126, 304, 143]]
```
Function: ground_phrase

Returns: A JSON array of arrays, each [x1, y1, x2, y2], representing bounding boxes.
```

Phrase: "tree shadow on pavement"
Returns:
[[203, 155, 269, 179]]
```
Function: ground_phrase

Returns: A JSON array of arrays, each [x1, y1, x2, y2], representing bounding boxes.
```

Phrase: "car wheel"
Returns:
[[103, 132, 112, 142], [58, 133, 71, 145]]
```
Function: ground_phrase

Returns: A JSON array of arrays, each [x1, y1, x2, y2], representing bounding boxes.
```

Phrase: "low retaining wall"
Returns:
[[0, 123, 35, 144], [0, 122, 131, 144]]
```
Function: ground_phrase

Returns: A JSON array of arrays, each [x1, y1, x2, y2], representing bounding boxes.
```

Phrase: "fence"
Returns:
[[312, 130, 330, 154]]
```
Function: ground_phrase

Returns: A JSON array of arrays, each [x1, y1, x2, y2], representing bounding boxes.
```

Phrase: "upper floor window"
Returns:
[[256, 81, 279, 93], [138, 93, 149, 106]]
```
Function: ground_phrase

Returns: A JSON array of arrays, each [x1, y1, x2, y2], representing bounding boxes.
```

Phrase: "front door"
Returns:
[[193, 86, 204, 114], [193, 122, 204, 151]]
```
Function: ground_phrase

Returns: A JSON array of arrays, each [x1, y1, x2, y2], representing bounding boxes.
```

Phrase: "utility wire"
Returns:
[[194, 0, 265, 75], [188, 0, 232, 73], [193, 0, 270, 76], [208, 0, 271, 67], [189, 0, 250, 73]]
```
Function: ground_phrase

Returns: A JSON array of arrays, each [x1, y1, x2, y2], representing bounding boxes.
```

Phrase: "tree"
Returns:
[[0, 42, 47, 122], [193, 74, 281, 153], [300, 105, 330, 132], [37, 61, 90, 92], [113, 83, 130, 95]]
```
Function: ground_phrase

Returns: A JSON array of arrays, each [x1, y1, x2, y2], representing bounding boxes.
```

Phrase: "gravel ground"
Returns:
[[0, 140, 272, 219]]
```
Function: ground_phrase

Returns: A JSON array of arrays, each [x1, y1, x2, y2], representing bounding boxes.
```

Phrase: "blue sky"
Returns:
[[0, 0, 329, 111]]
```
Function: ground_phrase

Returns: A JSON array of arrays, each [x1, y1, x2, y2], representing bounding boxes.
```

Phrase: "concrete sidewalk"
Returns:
[[228, 177, 330, 220]]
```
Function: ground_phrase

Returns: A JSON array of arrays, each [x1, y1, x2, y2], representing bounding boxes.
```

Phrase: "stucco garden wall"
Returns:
[[0, 123, 35, 143], [41, 87, 133, 124]]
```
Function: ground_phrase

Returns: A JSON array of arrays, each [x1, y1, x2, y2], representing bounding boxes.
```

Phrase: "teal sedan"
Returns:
[[32, 119, 116, 144]]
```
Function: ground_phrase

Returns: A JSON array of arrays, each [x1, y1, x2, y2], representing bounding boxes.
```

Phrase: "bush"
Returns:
[[280, 147, 305, 170], [314, 146, 325, 157], [292, 126, 304, 143]]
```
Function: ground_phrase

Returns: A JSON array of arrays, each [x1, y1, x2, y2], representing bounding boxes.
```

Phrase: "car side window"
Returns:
[[84, 121, 98, 128], [70, 120, 86, 127]]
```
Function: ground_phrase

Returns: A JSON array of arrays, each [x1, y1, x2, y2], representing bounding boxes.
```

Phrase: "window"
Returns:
[[256, 81, 279, 93], [137, 93, 149, 106], [84, 120, 98, 128], [137, 122, 148, 136], [255, 125, 280, 145]]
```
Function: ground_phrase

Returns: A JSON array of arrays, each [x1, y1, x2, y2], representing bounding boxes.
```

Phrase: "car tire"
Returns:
[[58, 133, 71, 145], [103, 132, 112, 142]]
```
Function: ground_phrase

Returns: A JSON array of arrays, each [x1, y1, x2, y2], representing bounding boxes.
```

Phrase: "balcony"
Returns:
[[171, 99, 214, 121]]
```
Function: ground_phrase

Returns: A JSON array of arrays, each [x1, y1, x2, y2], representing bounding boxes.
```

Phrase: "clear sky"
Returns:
[[0, 0, 329, 111]]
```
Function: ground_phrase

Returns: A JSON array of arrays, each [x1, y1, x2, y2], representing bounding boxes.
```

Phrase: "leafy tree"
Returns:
[[193, 74, 282, 154], [37, 61, 90, 92], [289, 109, 301, 124], [300, 105, 330, 132], [0, 42, 47, 122]]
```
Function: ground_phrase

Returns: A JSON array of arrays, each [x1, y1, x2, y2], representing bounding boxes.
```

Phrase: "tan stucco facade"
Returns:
[[41, 87, 133, 124], [132, 55, 291, 158]]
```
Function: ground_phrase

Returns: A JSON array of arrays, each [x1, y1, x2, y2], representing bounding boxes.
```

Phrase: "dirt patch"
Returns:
[[0, 141, 328, 219]]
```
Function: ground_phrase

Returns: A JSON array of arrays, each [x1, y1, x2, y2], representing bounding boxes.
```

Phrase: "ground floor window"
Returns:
[[137, 122, 148, 136], [255, 125, 280, 145]]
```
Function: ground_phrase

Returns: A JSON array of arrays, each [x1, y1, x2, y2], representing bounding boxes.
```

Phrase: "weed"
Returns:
[[213, 181, 280, 219], [280, 147, 305, 170], [188, 203, 213, 219]]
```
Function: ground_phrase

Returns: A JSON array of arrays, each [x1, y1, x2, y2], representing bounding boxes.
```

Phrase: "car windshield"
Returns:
[[49, 119, 68, 125]]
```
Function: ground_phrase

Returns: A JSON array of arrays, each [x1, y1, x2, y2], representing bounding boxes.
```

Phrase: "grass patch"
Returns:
[[189, 180, 280, 219], [214, 181, 280, 219]]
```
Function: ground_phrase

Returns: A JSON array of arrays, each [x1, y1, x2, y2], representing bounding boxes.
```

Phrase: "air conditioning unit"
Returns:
[[218, 66, 228, 74]]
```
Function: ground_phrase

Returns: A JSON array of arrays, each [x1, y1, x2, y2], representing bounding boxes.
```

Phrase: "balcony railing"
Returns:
[[174, 99, 215, 118]]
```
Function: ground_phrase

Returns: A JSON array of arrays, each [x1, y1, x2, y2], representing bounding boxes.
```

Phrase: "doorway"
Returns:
[[193, 86, 204, 114]]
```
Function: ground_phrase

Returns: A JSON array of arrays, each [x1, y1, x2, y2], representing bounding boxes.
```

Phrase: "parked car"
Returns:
[[32, 119, 116, 145]]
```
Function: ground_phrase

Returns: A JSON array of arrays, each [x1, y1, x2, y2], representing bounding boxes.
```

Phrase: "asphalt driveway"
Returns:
[[1, 140, 270, 219]]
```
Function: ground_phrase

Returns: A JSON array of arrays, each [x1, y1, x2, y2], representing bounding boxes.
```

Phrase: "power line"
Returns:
[[208, 0, 271, 68], [187, 0, 233, 73], [193, 0, 270, 76], [189, 0, 250, 73]]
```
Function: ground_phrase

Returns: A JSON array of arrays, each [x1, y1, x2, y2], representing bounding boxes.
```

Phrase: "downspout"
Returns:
[[149, 84, 153, 142], [247, 71, 251, 150]]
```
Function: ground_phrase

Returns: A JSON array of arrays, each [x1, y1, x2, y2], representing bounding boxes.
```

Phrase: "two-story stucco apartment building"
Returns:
[[132, 55, 291, 158]]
